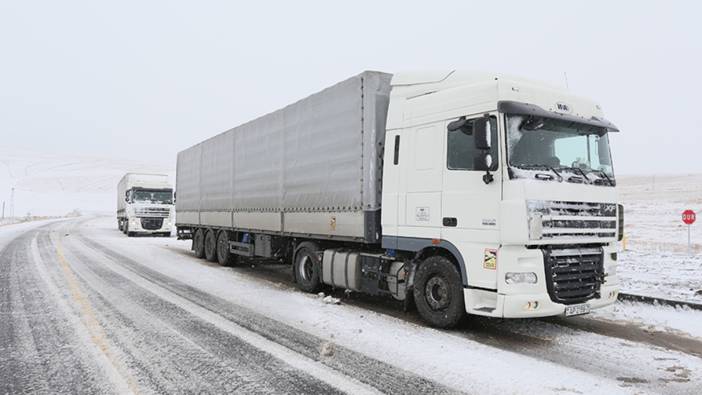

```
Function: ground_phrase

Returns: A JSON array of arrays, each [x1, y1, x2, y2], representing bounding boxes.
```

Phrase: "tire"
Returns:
[[193, 229, 206, 259], [294, 244, 322, 293], [216, 231, 236, 266], [413, 255, 465, 328], [204, 229, 217, 262]]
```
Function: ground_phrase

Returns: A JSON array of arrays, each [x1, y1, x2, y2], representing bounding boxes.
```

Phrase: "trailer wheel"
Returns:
[[193, 229, 206, 258], [294, 244, 322, 293], [204, 229, 217, 262], [216, 231, 236, 266], [413, 256, 465, 328]]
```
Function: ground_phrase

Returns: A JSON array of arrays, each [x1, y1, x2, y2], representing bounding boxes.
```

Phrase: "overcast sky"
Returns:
[[1, 0, 701, 211]]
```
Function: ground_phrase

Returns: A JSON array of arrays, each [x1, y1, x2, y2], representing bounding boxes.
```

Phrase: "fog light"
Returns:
[[505, 272, 538, 284], [609, 290, 618, 299], [524, 301, 540, 310]]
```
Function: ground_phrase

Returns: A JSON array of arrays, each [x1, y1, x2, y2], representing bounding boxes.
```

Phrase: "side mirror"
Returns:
[[125, 191, 130, 202], [473, 117, 491, 150], [473, 153, 493, 171]]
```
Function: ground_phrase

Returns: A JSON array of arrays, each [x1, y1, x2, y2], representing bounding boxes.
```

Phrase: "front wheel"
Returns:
[[413, 256, 465, 328]]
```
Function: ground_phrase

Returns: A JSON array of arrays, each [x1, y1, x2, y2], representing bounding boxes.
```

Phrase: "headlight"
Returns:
[[505, 272, 538, 284]]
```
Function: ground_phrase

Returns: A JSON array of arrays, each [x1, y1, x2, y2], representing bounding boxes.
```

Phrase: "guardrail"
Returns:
[[618, 292, 702, 311]]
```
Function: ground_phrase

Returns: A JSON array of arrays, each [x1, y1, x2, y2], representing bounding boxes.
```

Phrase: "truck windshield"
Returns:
[[506, 115, 615, 185], [132, 190, 173, 204]]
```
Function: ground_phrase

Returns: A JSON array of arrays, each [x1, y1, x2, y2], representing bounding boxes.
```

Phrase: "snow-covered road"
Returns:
[[1, 217, 701, 394]]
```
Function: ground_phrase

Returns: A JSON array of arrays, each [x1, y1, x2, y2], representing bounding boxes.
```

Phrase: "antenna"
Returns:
[[563, 72, 570, 90]]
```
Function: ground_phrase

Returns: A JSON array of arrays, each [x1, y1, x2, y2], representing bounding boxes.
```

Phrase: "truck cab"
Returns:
[[381, 71, 621, 319], [117, 173, 174, 237]]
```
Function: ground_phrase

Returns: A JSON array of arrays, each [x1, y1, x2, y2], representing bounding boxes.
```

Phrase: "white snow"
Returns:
[[70, 216, 702, 394], [617, 175, 702, 303], [591, 301, 702, 339]]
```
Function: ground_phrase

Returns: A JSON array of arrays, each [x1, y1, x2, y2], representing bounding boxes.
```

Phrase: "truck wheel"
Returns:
[[204, 230, 217, 262], [294, 244, 322, 293], [216, 231, 236, 266], [193, 229, 206, 258], [413, 256, 465, 328]]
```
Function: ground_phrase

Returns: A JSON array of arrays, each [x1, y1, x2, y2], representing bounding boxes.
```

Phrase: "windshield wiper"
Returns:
[[514, 164, 564, 182], [588, 169, 615, 186], [556, 166, 592, 184]]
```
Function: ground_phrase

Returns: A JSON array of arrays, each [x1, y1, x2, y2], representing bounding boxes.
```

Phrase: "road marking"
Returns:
[[51, 232, 140, 395]]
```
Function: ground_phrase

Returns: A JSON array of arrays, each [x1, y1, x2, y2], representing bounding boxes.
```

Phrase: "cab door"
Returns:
[[441, 114, 501, 290]]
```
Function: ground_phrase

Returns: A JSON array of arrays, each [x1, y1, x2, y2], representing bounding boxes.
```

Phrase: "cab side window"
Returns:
[[447, 116, 498, 171]]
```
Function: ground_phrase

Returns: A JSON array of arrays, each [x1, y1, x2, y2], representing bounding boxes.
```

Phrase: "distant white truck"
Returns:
[[117, 173, 173, 237], [176, 71, 623, 328]]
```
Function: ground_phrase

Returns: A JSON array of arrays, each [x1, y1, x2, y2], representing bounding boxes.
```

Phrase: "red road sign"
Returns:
[[682, 209, 696, 225]]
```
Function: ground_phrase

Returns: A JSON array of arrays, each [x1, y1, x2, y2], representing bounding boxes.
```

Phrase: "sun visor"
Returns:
[[498, 100, 620, 132]]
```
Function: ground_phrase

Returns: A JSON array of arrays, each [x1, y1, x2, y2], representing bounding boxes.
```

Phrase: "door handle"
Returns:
[[443, 217, 457, 227]]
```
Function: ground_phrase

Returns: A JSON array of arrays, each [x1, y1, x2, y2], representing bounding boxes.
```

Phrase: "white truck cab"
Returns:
[[117, 173, 174, 237], [381, 71, 620, 319]]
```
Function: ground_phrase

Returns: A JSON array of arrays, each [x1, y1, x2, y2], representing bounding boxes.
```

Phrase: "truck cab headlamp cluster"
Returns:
[[505, 272, 538, 284]]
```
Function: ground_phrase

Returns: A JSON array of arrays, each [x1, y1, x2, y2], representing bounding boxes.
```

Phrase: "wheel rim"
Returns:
[[425, 276, 450, 311], [298, 255, 314, 282]]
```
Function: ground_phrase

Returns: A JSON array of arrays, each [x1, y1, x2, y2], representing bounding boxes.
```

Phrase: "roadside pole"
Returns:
[[682, 209, 696, 255]]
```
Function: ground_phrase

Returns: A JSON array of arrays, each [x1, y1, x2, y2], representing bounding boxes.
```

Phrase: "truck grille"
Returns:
[[542, 246, 604, 305], [141, 218, 164, 230], [529, 200, 617, 239], [135, 207, 170, 218]]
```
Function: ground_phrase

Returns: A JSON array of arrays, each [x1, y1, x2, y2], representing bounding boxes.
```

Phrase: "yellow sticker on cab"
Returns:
[[483, 248, 497, 270]]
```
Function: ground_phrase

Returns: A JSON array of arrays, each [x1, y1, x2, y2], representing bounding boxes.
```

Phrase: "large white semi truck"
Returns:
[[117, 173, 174, 237], [175, 71, 622, 328]]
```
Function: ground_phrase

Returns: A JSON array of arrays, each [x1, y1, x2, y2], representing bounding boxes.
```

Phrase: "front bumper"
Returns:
[[464, 243, 619, 318], [128, 217, 172, 234]]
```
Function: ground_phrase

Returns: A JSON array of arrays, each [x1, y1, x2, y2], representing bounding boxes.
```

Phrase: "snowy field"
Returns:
[[0, 147, 173, 217], [617, 175, 702, 302]]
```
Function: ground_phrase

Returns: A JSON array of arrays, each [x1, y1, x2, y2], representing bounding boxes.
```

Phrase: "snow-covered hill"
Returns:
[[0, 148, 173, 217]]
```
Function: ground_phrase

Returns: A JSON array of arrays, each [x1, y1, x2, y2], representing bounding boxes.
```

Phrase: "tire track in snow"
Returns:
[[0, 224, 119, 394], [41, 228, 351, 394], [70, 223, 458, 395]]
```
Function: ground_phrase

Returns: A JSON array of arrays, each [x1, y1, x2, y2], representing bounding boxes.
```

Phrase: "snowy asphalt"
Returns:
[[1, 218, 701, 394]]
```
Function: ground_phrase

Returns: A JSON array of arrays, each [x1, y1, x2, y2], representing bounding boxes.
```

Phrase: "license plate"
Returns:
[[564, 303, 591, 317]]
